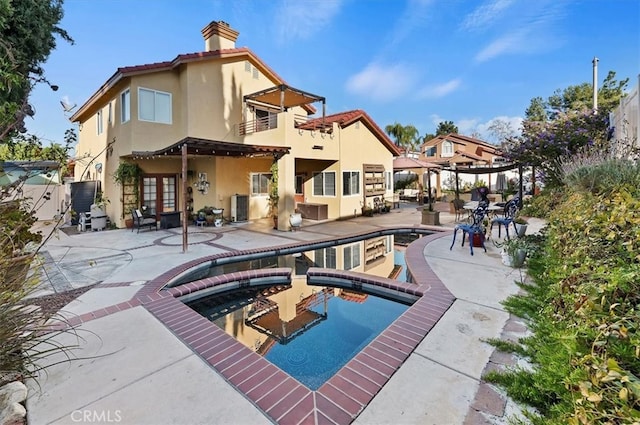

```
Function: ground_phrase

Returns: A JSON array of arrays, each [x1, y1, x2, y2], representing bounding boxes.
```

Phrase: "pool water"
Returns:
[[168, 232, 426, 288], [186, 279, 409, 390]]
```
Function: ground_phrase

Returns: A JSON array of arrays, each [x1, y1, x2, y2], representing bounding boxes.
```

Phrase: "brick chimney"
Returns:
[[201, 20, 239, 51]]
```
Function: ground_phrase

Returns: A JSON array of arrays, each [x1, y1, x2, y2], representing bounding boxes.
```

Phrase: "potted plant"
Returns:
[[124, 207, 134, 229], [496, 236, 530, 268], [268, 162, 279, 228], [90, 191, 109, 231], [421, 203, 440, 225], [514, 216, 528, 237], [361, 201, 374, 217]]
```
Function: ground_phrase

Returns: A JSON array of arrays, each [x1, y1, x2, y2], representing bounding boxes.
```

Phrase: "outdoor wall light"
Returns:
[[195, 172, 209, 194]]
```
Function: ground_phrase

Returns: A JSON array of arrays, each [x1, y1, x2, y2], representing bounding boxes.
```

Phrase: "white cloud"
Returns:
[[474, 31, 525, 62], [274, 0, 342, 42], [457, 118, 481, 135], [460, 0, 514, 32], [418, 78, 462, 99], [473, 1, 567, 62], [345, 63, 417, 102]]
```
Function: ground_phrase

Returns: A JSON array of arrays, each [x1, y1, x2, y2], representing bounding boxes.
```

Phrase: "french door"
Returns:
[[141, 175, 177, 218]]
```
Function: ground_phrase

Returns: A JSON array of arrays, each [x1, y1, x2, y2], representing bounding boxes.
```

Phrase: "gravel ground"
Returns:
[[27, 284, 98, 320]]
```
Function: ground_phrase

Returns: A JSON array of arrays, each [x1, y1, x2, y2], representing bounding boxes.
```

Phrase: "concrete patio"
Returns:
[[24, 201, 543, 424]]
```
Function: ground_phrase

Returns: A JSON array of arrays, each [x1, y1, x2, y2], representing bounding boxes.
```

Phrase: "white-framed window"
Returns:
[[108, 102, 112, 124], [314, 247, 336, 269], [384, 171, 392, 191], [313, 171, 336, 196], [120, 89, 130, 123], [424, 146, 436, 157], [252, 67, 259, 79], [251, 172, 271, 196], [96, 110, 103, 135], [441, 140, 454, 157], [342, 171, 360, 196], [138, 87, 172, 124], [254, 107, 277, 131], [245, 61, 252, 72], [343, 243, 361, 270]]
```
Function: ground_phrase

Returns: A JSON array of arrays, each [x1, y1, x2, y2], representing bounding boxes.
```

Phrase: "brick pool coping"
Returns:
[[136, 227, 455, 424], [48, 227, 458, 424]]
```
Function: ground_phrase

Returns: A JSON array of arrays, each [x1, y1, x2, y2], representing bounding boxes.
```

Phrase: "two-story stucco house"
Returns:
[[419, 133, 516, 195], [70, 21, 400, 230]]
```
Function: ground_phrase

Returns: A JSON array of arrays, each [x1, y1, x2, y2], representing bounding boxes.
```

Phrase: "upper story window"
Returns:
[[342, 171, 360, 196], [441, 140, 454, 157], [313, 171, 336, 197], [108, 102, 112, 124], [96, 110, 103, 135], [424, 146, 436, 157], [254, 107, 277, 131], [138, 88, 172, 124], [121, 89, 130, 123]]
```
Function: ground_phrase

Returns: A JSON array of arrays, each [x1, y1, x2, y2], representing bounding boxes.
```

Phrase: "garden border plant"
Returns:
[[483, 140, 640, 424]]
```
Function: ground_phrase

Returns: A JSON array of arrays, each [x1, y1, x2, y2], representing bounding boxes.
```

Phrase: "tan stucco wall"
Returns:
[[74, 53, 395, 228]]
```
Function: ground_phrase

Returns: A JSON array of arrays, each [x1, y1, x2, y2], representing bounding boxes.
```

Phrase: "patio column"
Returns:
[[182, 143, 188, 252]]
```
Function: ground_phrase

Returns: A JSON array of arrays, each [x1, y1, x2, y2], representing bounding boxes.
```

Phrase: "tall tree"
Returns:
[[525, 97, 547, 122], [384, 122, 420, 153], [435, 120, 458, 136], [487, 118, 517, 145], [1, 0, 72, 141], [546, 71, 628, 118]]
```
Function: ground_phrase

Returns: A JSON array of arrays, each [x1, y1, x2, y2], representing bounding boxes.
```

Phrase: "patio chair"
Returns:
[[132, 209, 157, 233], [452, 198, 466, 222], [450, 206, 487, 255], [490, 198, 518, 239]]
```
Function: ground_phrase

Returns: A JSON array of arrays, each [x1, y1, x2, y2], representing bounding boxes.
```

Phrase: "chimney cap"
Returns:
[[201, 20, 239, 43]]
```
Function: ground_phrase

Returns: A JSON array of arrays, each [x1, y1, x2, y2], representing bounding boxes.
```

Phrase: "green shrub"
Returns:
[[488, 183, 640, 424]]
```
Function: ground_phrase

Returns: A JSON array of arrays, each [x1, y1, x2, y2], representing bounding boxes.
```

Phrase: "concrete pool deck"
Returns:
[[26, 202, 543, 424]]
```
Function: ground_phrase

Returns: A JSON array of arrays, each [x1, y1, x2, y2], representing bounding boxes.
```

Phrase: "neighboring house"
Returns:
[[609, 75, 639, 154], [70, 21, 400, 230], [0, 160, 64, 220], [419, 133, 516, 195]]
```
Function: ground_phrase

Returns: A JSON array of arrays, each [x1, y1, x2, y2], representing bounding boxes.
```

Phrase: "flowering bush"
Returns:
[[504, 110, 609, 187]]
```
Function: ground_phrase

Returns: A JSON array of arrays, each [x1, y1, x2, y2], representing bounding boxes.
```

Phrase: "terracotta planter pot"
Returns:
[[125, 218, 134, 229], [472, 233, 485, 247]]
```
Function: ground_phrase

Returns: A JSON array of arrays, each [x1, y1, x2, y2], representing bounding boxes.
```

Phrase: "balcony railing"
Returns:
[[238, 115, 278, 136]]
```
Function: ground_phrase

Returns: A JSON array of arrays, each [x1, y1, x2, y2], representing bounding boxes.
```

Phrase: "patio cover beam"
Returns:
[[131, 137, 290, 160], [244, 84, 325, 111]]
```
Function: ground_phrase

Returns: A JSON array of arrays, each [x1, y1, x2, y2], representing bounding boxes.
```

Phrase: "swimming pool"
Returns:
[[186, 278, 410, 390], [165, 232, 425, 288], [141, 227, 451, 424]]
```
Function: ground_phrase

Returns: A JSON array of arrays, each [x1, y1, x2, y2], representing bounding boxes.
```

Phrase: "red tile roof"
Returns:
[[70, 47, 311, 122], [300, 109, 401, 156]]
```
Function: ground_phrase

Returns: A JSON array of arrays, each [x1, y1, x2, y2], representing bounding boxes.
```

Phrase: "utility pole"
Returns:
[[592, 57, 599, 113]]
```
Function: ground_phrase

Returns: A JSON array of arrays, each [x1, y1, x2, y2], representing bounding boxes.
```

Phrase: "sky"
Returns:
[[27, 0, 640, 148]]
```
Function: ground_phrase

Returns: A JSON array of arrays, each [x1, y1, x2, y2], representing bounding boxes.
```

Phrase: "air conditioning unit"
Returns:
[[230, 194, 249, 222]]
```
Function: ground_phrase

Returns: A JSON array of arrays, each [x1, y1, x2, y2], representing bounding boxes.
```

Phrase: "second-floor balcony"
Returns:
[[238, 115, 278, 136]]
